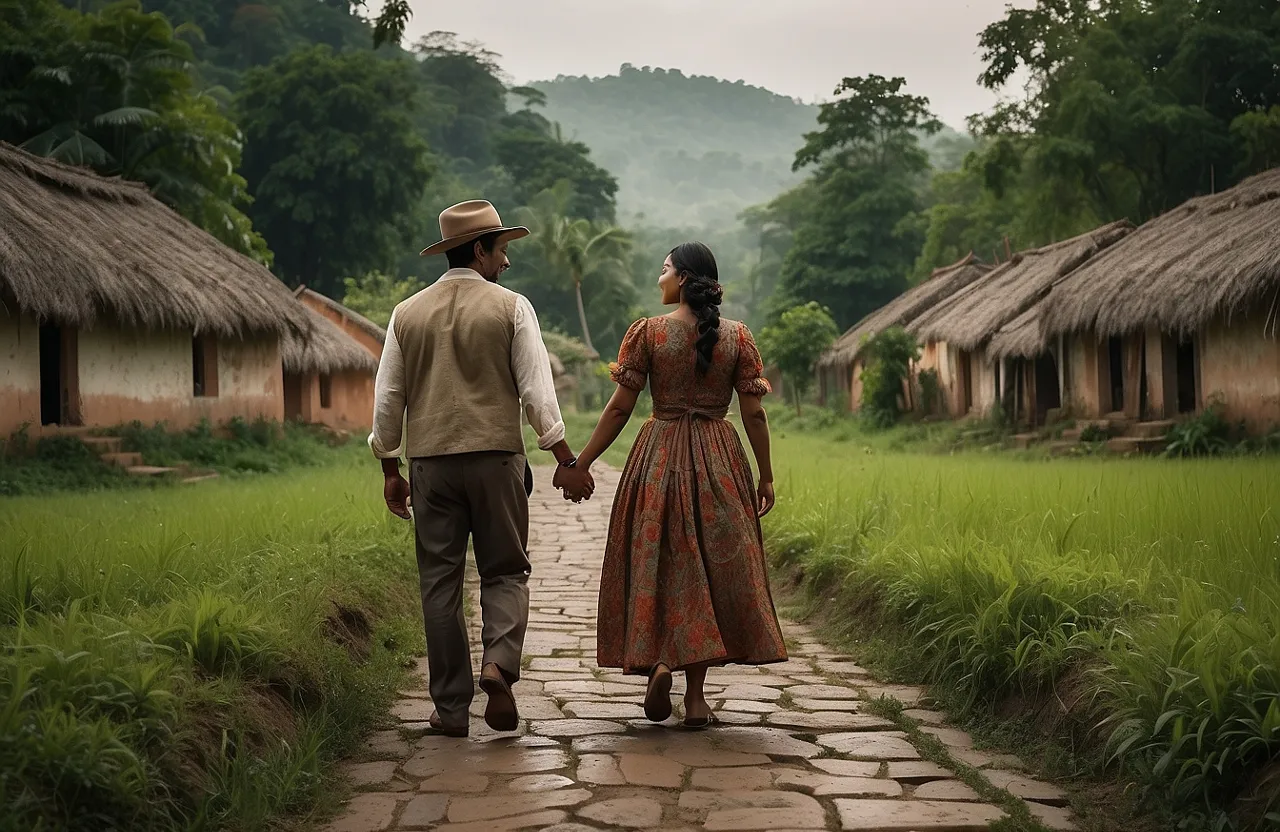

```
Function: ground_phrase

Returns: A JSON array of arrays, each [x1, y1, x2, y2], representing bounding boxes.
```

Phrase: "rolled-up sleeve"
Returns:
[[368, 307, 407, 459], [511, 295, 566, 450]]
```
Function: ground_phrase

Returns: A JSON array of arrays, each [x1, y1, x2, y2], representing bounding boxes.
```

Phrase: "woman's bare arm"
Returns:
[[737, 392, 774, 516], [577, 385, 641, 469]]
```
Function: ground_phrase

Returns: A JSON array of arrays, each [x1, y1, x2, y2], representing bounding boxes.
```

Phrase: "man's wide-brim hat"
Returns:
[[420, 199, 529, 257]]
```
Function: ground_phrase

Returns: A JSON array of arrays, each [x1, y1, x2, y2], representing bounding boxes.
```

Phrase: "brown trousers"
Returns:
[[409, 451, 531, 725]]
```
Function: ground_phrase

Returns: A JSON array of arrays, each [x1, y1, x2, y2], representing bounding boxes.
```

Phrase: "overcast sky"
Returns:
[[397, 0, 1028, 128]]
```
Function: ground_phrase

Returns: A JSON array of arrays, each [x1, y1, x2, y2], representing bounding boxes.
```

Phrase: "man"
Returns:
[[370, 199, 594, 738]]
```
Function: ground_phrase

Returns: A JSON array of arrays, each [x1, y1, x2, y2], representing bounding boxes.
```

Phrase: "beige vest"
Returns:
[[393, 276, 524, 459]]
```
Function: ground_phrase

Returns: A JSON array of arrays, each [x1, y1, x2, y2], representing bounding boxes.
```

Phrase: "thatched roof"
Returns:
[[281, 306, 379, 374], [987, 305, 1043, 358], [1036, 167, 1280, 342], [909, 220, 1135, 352], [295, 285, 386, 345], [817, 254, 990, 369], [0, 142, 311, 339]]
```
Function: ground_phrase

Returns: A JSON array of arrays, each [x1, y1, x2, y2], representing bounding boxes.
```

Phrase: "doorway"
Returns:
[[1108, 336, 1125, 412], [283, 372, 303, 422], [1034, 353, 1061, 423], [39, 323, 79, 426], [958, 350, 974, 415], [1175, 336, 1198, 413]]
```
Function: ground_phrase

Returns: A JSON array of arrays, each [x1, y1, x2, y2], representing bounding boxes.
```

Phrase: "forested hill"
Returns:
[[530, 66, 815, 226], [529, 64, 971, 227]]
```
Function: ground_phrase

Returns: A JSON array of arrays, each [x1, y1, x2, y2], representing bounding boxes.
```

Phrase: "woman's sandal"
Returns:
[[681, 711, 718, 730], [643, 664, 673, 722]]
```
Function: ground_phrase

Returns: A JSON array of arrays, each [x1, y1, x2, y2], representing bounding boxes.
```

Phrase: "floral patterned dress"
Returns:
[[597, 316, 788, 674]]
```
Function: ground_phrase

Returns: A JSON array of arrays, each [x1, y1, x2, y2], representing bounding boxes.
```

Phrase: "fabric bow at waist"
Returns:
[[652, 405, 729, 422]]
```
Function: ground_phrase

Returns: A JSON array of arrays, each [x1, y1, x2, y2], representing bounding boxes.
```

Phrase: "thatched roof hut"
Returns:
[[818, 254, 990, 369], [1035, 167, 1280, 342], [295, 286, 386, 346], [0, 142, 311, 339], [281, 307, 379, 375], [910, 220, 1135, 352]]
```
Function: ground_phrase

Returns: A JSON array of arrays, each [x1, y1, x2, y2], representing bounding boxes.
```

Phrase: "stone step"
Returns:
[[102, 451, 145, 468], [1106, 436, 1167, 456], [1047, 441, 1081, 457], [180, 471, 220, 485], [1127, 419, 1175, 439], [1013, 433, 1040, 450], [125, 465, 181, 477], [1061, 419, 1122, 441], [80, 436, 123, 454]]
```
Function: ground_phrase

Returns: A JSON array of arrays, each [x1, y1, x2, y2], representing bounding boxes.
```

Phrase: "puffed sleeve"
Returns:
[[609, 318, 650, 392], [734, 323, 772, 397]]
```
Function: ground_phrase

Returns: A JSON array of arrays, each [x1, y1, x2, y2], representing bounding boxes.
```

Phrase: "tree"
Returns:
[[516, 182, 634, 358], [974, 0, 1280, 233], [495, 123, 619, 223], [0, 0, 270, 262], [341, 270, 424, 327], [236, 45, 433, 294], [772, 76, 942, 329], [757, 302, 838, 416]]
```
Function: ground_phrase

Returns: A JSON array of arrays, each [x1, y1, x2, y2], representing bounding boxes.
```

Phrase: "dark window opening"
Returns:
[[1176, 337, 1197, 413], [1108, 336, 1125, 412], [39, 323, 63, 426], [319, 374, 332, 409], [193, 337, 206, 396], [193, 335, 218, 397]]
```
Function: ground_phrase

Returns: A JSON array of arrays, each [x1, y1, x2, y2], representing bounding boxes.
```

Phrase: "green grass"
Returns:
[[0, 447, 422, 830], [765, 433, 1280, 830], [0, 419, 347, 497]]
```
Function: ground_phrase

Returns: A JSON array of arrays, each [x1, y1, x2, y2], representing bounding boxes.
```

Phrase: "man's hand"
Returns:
[[553, 465, 595, 503], [384, 473, 411, 519]]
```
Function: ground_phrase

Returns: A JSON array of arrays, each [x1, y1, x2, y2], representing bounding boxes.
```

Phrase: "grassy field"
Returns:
[[761, 428, 1280, 830], [0, 442, 421, 830]]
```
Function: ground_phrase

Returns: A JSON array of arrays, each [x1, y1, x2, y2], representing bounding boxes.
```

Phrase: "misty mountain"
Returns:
[[528, 64, 972, 229]]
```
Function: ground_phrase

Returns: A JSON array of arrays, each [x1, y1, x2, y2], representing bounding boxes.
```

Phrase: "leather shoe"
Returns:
[[478, 663, 520, 732], [428, 709, 468, 738]]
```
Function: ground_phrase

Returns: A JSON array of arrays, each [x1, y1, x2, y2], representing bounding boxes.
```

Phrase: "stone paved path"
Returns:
[[327, 468, 1076, 831]]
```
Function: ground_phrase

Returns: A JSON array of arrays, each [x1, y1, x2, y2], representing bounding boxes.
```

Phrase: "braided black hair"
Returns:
[[670, 241, 722, 375]]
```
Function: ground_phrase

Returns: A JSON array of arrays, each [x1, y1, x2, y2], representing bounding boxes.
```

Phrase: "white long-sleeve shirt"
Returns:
[[367, 269, 567, 459]]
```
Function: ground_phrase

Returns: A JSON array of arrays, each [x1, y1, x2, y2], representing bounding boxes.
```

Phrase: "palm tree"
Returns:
[[519, 182, 633, 359]]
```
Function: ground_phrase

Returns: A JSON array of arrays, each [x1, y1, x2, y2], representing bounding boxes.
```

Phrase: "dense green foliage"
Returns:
[[765, 76, 941, 330], [236, 45, 432, 294], [757, 302, 838, 415], [766, 436, 1280, 831], [0, 447, 420, 830], [911, 0, 1280, 274], [1, 0, 269, 261]]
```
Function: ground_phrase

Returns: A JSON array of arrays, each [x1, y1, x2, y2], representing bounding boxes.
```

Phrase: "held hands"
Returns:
[[553, 463, 595, 503]]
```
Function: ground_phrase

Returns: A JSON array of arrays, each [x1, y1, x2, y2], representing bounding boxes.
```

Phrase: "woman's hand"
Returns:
[[757, 480, 775, 518]]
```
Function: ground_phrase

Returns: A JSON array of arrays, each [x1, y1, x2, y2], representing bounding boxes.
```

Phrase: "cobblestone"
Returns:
[[323, 466, 1072, 831]]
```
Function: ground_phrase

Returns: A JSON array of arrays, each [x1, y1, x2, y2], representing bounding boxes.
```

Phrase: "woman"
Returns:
[[559, 241, 787, 729]]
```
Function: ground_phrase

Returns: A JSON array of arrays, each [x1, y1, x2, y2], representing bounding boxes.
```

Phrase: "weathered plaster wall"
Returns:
[[0, 310, 41, 437], [304, 369, 374, 431], [74, 324, 282, 430], [1200, 308, 1280, 432]]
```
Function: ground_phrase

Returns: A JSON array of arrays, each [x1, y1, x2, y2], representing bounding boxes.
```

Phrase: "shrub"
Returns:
[[860, 327, 921, 429], [1165, 398, 1233, 457]]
